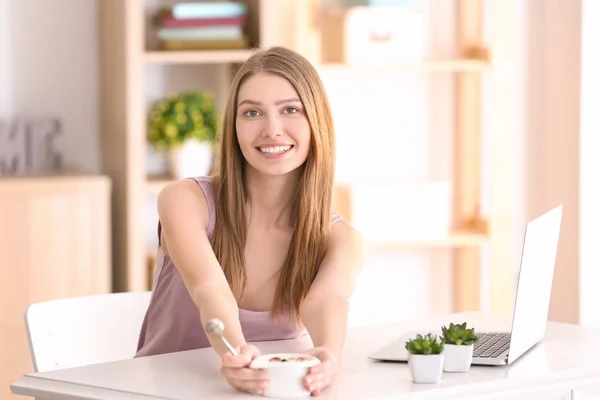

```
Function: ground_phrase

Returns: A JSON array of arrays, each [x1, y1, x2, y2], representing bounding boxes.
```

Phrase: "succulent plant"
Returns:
[[441, 322, 479, 345], [405, 333, 445, 355]]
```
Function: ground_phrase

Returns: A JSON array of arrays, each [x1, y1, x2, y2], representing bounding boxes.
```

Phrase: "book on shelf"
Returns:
[[161, 38, 249, 51], [171, 2, 247, 20], [154, 2, 249, 52], [161, 15, 245, 29]]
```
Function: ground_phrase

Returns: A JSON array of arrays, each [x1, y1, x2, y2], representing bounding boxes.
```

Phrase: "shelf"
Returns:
[[317, 58, 490, 74], [367, 231, 488, 249], [143, 49, 257, 64]]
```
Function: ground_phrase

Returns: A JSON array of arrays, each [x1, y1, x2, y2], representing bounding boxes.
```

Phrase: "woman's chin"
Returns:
[[249, 164, 303, 178]]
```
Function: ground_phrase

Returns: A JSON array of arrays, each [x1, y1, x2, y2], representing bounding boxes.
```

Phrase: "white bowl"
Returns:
[[249, 353, 321, 398]]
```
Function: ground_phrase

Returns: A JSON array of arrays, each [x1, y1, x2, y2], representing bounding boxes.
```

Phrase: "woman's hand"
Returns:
[[220, 344, 270, 395], [302, 347, 340, 396]]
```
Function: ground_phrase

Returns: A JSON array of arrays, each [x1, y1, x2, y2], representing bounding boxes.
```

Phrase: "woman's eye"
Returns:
[[244, 109, 260, 117], [284, 107, 299, 114]]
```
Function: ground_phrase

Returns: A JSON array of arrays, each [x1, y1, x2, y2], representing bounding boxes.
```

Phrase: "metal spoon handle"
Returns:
[[221, 336, 239, 356], [205, 318, 239, 356]]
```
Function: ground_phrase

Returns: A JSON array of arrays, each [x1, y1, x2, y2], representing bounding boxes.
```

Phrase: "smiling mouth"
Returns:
[[257, 145, 293, 155]]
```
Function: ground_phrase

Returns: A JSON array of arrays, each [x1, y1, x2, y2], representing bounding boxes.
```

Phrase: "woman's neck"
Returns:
[[244, 167, 301, 229]]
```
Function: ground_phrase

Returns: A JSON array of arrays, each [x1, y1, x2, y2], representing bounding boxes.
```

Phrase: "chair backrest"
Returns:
[[25, 291, 152, 372]]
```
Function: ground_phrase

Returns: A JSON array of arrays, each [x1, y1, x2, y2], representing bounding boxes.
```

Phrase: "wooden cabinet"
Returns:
[[0, 174, 112, 399]]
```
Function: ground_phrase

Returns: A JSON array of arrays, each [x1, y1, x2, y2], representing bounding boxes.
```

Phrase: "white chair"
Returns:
[[24, 291, 152, 372]]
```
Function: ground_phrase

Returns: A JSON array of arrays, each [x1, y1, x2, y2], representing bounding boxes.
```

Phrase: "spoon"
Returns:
[[205, 318, 239, 356]]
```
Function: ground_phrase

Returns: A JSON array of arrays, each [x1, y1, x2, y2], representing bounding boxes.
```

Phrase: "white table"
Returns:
[[10, 312, 600, 399]]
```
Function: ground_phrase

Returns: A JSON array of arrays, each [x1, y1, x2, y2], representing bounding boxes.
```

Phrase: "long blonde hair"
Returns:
[[210, 46, 336, 320]]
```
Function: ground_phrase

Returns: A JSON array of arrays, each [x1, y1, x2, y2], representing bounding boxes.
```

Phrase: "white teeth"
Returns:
[[259, 145, 291, 154]]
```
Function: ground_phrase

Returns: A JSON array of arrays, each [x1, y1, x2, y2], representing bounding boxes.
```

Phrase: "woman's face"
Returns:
[[235, 72, 311, 177]]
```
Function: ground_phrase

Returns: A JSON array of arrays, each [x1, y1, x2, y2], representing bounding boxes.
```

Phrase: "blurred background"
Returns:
[[1, 0, 598, 398]]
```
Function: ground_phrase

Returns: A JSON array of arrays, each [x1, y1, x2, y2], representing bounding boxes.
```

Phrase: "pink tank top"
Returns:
[[135, 176, 342, 357]]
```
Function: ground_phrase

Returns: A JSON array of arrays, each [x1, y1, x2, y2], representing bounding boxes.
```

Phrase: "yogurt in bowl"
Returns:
[[250, 353, 321, 398]]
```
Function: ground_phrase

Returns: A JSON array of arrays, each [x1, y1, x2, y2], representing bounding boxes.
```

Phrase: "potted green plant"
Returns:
[[404, 333, 445, 383], [147, 90, 219, 179], [441, 322, 479, 372]]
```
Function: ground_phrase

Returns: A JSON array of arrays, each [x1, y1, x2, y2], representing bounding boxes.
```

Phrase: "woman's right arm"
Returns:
[[156, 179, 246, 356], [158, 179, 269, 396]]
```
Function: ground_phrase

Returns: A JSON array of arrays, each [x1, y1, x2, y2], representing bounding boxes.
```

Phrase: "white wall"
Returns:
[[524, 0, 582, 324], [4, 0, 100, 173], [579, 0, 600, 327], [520, 0, 600, 326]]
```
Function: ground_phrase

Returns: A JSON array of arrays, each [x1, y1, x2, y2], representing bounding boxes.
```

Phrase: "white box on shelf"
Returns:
[[350, 181, 451, 243], [344, 6, 425, 65]]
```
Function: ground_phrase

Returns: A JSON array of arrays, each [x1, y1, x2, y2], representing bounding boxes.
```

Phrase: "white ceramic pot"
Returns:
[[408, 353, 444, 383], [443, 344, 474, 372], [249, 353, 320, 398], [168, 139, 213, 179]]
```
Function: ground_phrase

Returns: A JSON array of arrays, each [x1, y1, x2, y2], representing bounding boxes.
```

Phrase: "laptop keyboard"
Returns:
[[473, 332, 511, 358]]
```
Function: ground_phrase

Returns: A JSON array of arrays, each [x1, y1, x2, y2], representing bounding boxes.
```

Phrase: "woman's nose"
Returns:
[[262, 116, 283, 138]]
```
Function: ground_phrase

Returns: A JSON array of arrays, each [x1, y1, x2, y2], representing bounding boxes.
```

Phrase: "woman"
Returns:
[[136, 46, 364, 396]]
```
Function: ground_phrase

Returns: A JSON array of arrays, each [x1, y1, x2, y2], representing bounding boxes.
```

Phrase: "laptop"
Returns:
[[368, 204, 563, 366]]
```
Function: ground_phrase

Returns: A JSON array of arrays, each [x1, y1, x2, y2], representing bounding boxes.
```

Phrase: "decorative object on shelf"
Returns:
[[147, 91, 218, 179], [0, 118, 63, 176], [440, 322, 479, 372], [154, 2, 248, 51], [321, 0, 425, 64], [405, 333, 444, 383]]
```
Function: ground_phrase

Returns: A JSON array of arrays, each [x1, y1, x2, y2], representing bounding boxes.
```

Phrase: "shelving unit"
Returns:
[[295, 0, 517, 315], [99, 0, 517, 315], [143, 49, 256, 64], [296, 0, 493, 313]]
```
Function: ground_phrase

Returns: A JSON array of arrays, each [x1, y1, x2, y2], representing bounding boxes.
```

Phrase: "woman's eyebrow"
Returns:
[[238, 98, 301, 107], [238, 99, 261, 107], [275, 97, 301, 105]]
